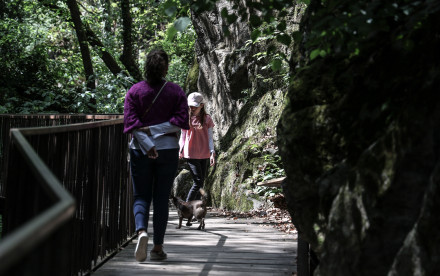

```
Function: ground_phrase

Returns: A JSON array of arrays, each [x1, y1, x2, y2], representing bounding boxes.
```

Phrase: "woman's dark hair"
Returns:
[[144, 49, 169, 84]]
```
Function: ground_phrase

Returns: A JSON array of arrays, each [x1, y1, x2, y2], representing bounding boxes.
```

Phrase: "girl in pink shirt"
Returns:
[[179, 92, 215, 201]]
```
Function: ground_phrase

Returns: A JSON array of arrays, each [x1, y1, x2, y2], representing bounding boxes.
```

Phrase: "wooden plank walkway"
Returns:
[[93, 209, 297, 275]]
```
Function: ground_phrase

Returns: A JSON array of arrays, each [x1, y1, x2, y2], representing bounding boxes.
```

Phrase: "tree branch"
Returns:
[[84, 23, 127, 78], [38, 0, 131, 86]]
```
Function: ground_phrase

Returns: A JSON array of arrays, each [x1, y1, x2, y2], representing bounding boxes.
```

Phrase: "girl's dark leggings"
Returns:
[[186, 158, 209, 201]]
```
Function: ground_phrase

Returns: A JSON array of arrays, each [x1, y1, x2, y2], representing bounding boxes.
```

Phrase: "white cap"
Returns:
[[187, 92, 204, 107]]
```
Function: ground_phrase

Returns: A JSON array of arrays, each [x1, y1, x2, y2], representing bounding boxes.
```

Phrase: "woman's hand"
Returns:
[[147, 147, 158, 159], [139, 126, 152, 136], [210, 153, 215, 166]]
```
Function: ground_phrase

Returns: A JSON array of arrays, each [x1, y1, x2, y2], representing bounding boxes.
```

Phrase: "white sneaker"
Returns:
[[134, 232, 148, 262]]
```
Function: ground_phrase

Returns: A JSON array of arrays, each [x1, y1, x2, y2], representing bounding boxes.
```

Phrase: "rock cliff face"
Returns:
[[188, 1, 302, 211], [191, 1, 251, 140], [276, 2, 440, 275], [190, 0, 440, 274]]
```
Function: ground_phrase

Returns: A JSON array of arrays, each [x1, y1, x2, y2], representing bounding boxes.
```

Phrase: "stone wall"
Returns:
[[187, 0, 440, 274], [191, 0, 251, 141], [277, 1, 440, 274], [187, 1, 302, 211]]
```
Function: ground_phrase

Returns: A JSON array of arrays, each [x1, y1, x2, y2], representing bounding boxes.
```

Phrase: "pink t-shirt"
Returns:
[[180, 114, 214, 159]]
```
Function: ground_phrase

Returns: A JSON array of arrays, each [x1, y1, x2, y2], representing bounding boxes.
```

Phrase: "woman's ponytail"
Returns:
[[144, 49, 169, 85]]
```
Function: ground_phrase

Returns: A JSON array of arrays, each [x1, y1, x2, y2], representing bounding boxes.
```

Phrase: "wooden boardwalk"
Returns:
[[93, 209, 297, 275]]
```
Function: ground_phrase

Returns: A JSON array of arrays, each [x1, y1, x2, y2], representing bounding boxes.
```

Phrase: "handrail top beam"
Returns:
[[0, 114, 123, 119], [12, 118, 123, 136]]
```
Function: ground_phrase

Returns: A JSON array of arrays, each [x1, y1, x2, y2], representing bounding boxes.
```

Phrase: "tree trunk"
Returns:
[[40, 1, 128, 86], [120, 0, 142, 82], [0, 1, 5, 20], [66, 0, 96, 112], [101, 0, 112, 34], [84, 23, 127, 80]]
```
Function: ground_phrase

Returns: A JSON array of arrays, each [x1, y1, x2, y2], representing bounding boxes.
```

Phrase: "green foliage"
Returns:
[[244, 33, 290, 85], [140, 0, 195, 88], [94, 73, 135, 113], [254, 153, 285, 183], [301, 1, 439, 63], [168, 17, 191, 38], [248, 151, 284, 199], [0, 0, 196, 114], [217, 0, 300, 76], [253, 185, 283, 198], [0, 15, 77, 113], [240, 139, 285, 185], [147, 23, 196, 88]]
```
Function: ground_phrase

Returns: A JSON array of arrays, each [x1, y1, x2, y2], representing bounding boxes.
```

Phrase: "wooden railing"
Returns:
[[0, 114, 123, 197], [0, 114, 134, 275]]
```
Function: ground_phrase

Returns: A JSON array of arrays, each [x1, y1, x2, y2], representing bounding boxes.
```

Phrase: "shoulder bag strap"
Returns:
[[142, 80, 168, 119]]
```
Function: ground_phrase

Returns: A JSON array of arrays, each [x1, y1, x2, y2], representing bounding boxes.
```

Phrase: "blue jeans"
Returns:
[[186, 158, 209, 201], [130, 148, 179, 245]]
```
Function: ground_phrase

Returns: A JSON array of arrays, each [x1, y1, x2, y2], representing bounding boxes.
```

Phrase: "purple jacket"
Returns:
[[123, 80, 190, 133]]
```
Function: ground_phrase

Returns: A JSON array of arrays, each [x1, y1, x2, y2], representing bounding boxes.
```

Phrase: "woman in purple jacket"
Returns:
[[124, 49, 189, 262]]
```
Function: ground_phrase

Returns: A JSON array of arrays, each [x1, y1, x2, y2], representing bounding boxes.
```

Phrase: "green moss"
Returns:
[[222, 192, 254, 212], [206, 88, 286, 212], [184, 57, 199, 93]]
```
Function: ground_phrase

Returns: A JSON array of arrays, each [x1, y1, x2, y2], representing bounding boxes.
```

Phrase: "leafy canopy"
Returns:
[[0, 0, 196, 114]]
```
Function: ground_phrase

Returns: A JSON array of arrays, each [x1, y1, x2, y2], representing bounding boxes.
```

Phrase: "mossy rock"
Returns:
[[184, 57, 199, 93], [172, 169, 193, 199], [205, 88, 286, 212]]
